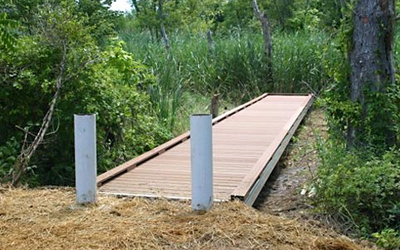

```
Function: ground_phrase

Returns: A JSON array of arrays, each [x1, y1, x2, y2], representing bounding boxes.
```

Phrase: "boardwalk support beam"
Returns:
[[190, 114, 213, 211], [74, 114, 97, 204]]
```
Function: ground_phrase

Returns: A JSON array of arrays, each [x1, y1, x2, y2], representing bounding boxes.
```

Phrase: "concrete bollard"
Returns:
[[190, 114, 213, 211], [74, 114, 97, 204]]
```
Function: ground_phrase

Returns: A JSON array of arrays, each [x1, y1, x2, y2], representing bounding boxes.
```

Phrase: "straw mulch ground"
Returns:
[[0, 187, 374, 250]]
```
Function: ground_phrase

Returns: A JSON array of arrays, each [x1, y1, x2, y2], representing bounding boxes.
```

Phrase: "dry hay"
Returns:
[[0, 187, 374, 250]]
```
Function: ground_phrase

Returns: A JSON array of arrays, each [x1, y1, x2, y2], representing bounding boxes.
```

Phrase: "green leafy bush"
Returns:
[[315, 140, 400, 235], [373, 229, 400, 250], [0, 1, 171, 186], [0, 137, 20, 177]]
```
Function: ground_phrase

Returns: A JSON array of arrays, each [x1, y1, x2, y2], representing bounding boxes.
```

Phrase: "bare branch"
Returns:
[[251, 0, 262, 19], [15, 125, 37, 138]]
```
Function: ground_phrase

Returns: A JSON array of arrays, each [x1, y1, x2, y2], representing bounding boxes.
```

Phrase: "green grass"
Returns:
[[273, 30, 341, 94], [118, 29, 341, 132]]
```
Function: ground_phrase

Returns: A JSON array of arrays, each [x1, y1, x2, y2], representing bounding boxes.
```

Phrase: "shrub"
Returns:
[[315, 139, 400, 236], [373, 229, 400, 250], [0, 1, 171, 186]]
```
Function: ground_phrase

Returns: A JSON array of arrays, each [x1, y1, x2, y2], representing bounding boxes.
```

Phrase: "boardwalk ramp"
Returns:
[[97, 94, 314, 205]]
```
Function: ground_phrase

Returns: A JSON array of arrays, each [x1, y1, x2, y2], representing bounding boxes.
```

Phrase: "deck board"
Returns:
[[98, 94, 313, 205]]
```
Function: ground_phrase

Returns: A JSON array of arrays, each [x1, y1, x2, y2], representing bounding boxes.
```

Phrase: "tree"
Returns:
[[252, 0, 273, 80], [0, 0, 170, 186], [347, 0, 397, 147], [158, 0, 170, 51], [10, 0, 96, 185]]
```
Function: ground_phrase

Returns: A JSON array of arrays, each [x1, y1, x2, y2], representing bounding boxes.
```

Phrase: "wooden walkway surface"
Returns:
[[97, 94, 314, 205]]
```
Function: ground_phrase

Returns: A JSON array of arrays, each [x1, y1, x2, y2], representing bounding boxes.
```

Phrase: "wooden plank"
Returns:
[[210, 93, 268, 125], [96, 132, 189, 186], [98, 94, 314, 205], [231, 94, 314, 205], [231, 94, 313, 196], [99, 190, 230, 202], [103, 183, 238, 191], [114, 172, 245, 179], [97, 93, 269, 186]]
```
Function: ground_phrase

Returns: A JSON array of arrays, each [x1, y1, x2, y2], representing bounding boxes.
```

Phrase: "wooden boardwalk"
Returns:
[[97, 94, 314, 205]]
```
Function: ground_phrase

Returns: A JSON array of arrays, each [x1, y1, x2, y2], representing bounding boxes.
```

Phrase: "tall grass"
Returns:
[[121, 29, 340, 94], [148, 56, 184, 131], [273, 30, 342, 94], [118, 28, 342, 131]]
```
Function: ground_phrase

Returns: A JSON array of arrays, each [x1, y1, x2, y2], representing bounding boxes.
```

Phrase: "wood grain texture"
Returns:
[[99, 94, 313, 204]]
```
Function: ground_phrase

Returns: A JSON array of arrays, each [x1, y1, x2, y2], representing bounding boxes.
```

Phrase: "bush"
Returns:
[[0, 1, 171, 186], [373, 229, 400, 250], [315, 139, 400, 236], [0, 137, 20, 177]]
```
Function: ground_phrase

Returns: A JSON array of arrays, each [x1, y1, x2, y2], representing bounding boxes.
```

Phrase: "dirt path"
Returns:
[[254, 109, 327, 218]]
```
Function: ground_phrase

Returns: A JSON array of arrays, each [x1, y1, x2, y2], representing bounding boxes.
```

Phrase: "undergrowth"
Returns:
[[311, 25, 400, 249], [314, 137, 400, 247]]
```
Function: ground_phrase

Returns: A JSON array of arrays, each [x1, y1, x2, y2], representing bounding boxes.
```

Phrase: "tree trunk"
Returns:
[[251, 0, 273, 80], [348, 0, 395, 147], [132, 0, 140, 13], [158, 0, 170, 52], [210, 94, 219, 119]]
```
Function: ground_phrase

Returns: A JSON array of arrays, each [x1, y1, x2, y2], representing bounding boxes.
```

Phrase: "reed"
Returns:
[[118, 29, 341, 131]]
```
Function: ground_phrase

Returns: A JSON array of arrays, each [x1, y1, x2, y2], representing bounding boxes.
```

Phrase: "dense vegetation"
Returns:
[[0, 0, 171, 185], [0, 0, 399, 247]]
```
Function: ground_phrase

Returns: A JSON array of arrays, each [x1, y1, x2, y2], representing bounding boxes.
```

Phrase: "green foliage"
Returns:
[[362, 84, 400, 147], [219, 0, 254, 32], [372, 229, 400, 250], [0, 0, 170, 185], [148, 57, 185, 131], [261, 0, 293, 29], [119, 29, 339, 105], [0, 12, 18, 51], [314, 3, 400, 245], [0, 137, 20, 177], [287, 7, 322, 31], [273, 30, 340, 93], [1, 0, 119, 46], [124, 0, 351, 36], [315, 142, 400, 235], [323, 81, 400, 149], [130, 0, 224, 36], [75, 0, 120, 45]]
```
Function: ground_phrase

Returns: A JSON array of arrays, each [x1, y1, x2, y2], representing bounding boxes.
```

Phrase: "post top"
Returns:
[[191, 114, 212, 117], [74, 114, 96, 117]]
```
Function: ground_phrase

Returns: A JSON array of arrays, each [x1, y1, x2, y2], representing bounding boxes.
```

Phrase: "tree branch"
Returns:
[[12, 39, 68, 186]]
